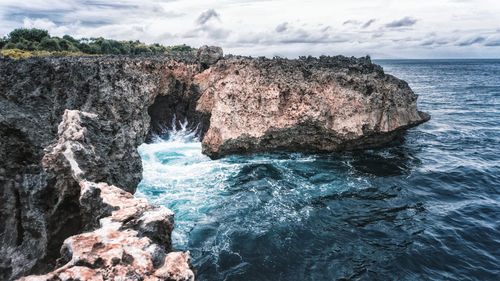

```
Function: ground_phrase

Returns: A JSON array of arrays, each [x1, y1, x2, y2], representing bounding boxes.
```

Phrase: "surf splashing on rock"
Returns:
[[136, 121, 420, 280], [137, 60, 500, 281]]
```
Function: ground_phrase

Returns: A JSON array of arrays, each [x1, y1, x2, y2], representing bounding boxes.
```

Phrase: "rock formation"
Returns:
[[18, 110, 194, 281], [0, 54, 205, 280], [0, 47, 428, 280], [196, 55, 429, 158]]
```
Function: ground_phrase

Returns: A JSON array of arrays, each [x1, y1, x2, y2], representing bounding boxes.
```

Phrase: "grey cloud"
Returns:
[[2, 8, 70, 25], [275, 22, 288, 33], [421, 40, 449, 46], [385, 17, 417, 28], [234, 27, 350, 46], [196, 9, 220, 25], [82, 0, 181, 18], [82, 1, 138, 10], [343, 20, 361, 25], [205, 27, 230, 39], [1, 1, 184, 30], [278, 37, 349, 44], [458, 36, 485, 46], [485, 40, 500, 46], [79, 19, 114, 27], [362, 19, 376, 28], [182, 29, 200, 39]]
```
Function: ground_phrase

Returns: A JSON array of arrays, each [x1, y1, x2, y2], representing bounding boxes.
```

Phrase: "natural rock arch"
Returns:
[[0, 48, 428, 280]]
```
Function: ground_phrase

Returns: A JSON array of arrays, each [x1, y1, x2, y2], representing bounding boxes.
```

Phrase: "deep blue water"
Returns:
[[136, 60, 500, 281]]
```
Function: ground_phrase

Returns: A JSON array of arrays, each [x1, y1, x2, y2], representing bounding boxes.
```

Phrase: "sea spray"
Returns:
[[136, 60, 500, 281]]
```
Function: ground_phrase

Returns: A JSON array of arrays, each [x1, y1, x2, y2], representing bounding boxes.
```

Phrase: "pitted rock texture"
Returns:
[[17, 110, 194, 281], [196, 55, 429, 158], [19, 182, 195, 281], [0, 54, 208, 280], [196, 45, 223, 70], [0, 50, 427, 280]]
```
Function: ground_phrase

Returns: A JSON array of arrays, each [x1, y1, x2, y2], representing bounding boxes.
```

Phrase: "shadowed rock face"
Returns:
[[0, 55, 206, 280], [0, 48, 428, 280], [17, 110, 194, 281]]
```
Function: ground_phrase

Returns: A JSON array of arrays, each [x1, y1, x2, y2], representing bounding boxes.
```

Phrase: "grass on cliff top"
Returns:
[[1, 48, 90, 59], [0, 28, 195, 59]]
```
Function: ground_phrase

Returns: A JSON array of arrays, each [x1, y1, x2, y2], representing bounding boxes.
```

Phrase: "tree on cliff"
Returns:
[[0, 28, 195, 58], [8, 28, 49, 43]]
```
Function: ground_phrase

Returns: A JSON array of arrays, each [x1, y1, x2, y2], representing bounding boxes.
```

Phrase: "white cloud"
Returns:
[[23, 18, 70, 36], [0, 0, 499, 58]]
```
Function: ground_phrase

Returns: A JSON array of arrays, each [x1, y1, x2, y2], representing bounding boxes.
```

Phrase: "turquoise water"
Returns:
[[136, 60, 500, 280]]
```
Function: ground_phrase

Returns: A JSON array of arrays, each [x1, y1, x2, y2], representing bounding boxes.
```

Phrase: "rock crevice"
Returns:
[[0, 53, 209, 280], [19, 109, 195, 281]]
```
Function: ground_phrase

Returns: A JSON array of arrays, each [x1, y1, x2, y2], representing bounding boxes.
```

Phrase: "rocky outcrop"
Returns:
[[0, 49, 428, 280], [196, 55, 429, 158], [17, 110, 194, 281], [196, 46, 223, 70], [0, 55, 205, 280]]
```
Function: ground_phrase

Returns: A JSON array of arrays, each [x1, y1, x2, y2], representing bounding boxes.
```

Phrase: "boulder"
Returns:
[[0, 56, 201, 280], [196, 45, 223, 69]]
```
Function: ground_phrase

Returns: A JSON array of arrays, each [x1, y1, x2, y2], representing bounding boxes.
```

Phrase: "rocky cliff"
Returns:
[[0, 47, 428, 280], [0, 52, 207, 280], [196, 55, 429, 158]]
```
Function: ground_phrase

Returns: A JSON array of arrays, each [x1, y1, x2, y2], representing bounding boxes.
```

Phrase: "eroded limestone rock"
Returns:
[[18, 110, 194, 281], [0, 55, 202, 280], [196, 55, 429, 158], [0, 50, 428, 280], [196, 45, 223, 70]]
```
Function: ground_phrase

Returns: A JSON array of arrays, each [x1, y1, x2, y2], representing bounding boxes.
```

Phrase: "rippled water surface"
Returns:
[[136, 60, 500, 280]]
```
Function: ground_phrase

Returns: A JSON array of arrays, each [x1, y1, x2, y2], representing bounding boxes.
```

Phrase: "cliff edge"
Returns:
[[0, 47, 428, 280]]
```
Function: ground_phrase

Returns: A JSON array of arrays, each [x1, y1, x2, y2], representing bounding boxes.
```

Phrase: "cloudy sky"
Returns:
[[1, 0, 499, 58]]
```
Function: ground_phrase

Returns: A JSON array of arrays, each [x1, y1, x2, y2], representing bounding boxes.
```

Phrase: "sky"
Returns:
[[1, 0, 499, 58]]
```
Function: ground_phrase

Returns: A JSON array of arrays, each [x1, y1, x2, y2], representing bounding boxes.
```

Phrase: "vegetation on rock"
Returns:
[[0, 28, 194, 59]]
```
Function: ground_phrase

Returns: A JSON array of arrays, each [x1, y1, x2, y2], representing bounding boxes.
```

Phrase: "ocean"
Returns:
[[136, 59, 500, 280]]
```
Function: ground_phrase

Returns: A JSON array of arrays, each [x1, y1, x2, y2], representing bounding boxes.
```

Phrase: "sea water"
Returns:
[[136, 60, 500, 280]]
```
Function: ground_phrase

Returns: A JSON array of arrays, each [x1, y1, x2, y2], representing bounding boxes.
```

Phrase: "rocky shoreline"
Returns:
[[20, 110, 195, 281], [0, 47, 428, 280]]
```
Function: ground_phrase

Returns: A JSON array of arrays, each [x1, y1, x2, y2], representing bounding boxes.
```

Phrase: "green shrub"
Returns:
[[9, 28, 49, 43], [1, 28, 196, 57], [62, 35, 79, 44], [3, 42, 16, 49], [13, 38, 38, 51], [58, 39, 78, 51], [38, 37, 61, 51]]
